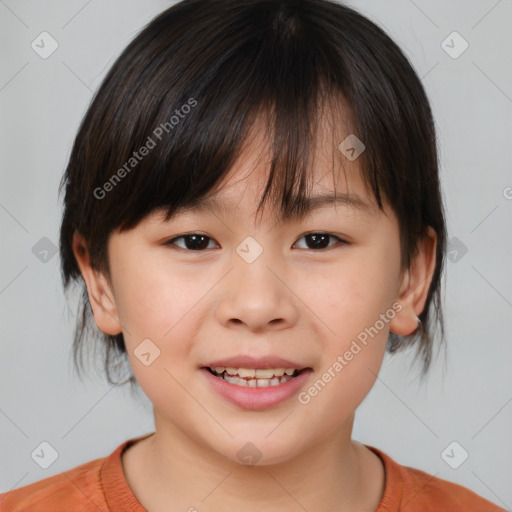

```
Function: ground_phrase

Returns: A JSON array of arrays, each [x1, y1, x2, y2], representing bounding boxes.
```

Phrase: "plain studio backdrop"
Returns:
[[0, 0, 511, 507]]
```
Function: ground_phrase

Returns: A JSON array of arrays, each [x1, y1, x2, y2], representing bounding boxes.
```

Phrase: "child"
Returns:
[[1, 0, 506, 510]]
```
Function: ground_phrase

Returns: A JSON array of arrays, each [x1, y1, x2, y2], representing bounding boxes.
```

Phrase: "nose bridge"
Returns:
[[233, 233, 281, 306]]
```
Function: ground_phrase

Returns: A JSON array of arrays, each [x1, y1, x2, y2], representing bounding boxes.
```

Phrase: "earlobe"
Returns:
[[72, 231, 123, 336], [389, 227, 437, 336]]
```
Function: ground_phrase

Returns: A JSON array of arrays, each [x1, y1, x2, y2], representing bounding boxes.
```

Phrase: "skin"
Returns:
[[73, 120, 437, 512]]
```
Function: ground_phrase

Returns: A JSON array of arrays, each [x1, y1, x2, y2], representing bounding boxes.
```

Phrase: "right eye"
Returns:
[[166, 233, 218, 251]]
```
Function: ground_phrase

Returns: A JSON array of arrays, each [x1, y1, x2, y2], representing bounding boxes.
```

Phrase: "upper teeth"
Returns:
[[214, 367, 296, 378]]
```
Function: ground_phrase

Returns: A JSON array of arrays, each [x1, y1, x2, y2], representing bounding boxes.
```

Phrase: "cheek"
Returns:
[[113, 254, 206, 339], [292, 253, 397, 414], [110, 256, 215, 390], [294, 252, 398, 344], [298, 278, 391, 434]]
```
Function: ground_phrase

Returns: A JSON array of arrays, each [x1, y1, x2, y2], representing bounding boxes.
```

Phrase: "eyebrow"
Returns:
[[296, 193, 374, 215], [175, 192, 375, 219]]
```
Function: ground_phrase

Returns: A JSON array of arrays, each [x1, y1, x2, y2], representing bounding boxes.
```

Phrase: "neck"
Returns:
[[122, 410, 384, 512]]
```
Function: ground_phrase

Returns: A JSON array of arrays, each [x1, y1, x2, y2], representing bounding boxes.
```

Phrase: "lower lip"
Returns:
[[200, 368, 312, 410]]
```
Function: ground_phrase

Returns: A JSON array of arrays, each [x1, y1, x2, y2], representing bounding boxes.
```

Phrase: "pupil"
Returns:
[[307, 233, 329, 249], [185, 234, 209, 250]]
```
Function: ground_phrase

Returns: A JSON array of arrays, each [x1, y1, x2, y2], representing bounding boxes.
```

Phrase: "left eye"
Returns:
[[293, 232, 345, 250], [166, 232, 346, 251]]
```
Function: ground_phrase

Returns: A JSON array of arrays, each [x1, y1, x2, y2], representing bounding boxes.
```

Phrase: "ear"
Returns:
[[389, 226, 437, 336], [72, 231, 122, 335]]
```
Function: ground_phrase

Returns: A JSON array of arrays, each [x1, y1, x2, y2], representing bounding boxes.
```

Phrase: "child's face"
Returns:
[[76, 122, 433, 465]]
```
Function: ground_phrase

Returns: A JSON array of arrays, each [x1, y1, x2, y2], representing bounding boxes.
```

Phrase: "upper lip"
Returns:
[[202, 355, 310, 370]]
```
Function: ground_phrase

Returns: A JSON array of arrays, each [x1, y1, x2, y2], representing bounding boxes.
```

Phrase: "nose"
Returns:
[[215, 251, 299, 333]]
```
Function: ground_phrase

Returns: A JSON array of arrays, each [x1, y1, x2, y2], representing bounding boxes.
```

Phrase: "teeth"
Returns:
[[219, 374, 294, 387], [208, 366, 302, 386], [211, 367, 297, 380], [255, 368, 276, 379], [238, 368, 256, 378]]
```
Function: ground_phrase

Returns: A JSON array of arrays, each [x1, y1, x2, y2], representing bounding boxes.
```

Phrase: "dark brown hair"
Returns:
[[59, 0, 447, 391]]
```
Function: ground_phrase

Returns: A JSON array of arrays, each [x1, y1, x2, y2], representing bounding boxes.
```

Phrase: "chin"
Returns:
[[211, 435, 305, 468]]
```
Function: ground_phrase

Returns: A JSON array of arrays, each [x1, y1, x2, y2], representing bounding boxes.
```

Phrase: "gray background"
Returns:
[[1, 0, 511, 508]]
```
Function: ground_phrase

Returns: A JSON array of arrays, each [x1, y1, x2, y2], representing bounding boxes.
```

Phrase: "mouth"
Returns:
[[204, 366, 305, 387]]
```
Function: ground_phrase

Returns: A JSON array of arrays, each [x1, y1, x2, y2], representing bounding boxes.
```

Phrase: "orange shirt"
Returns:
[[1, 433, 506, 511]]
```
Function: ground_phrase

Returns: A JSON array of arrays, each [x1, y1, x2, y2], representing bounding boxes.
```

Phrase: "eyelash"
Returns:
[[165, 232, 348, 252]]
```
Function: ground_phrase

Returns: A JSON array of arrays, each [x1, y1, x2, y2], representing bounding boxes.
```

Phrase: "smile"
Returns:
[[206, 366, 301, 387], [200, 355, 312, 409]]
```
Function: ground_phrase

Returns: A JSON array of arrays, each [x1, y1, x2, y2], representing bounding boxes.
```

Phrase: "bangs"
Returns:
[[66, 0, 402, 275], [154, 88, 364, 228]]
